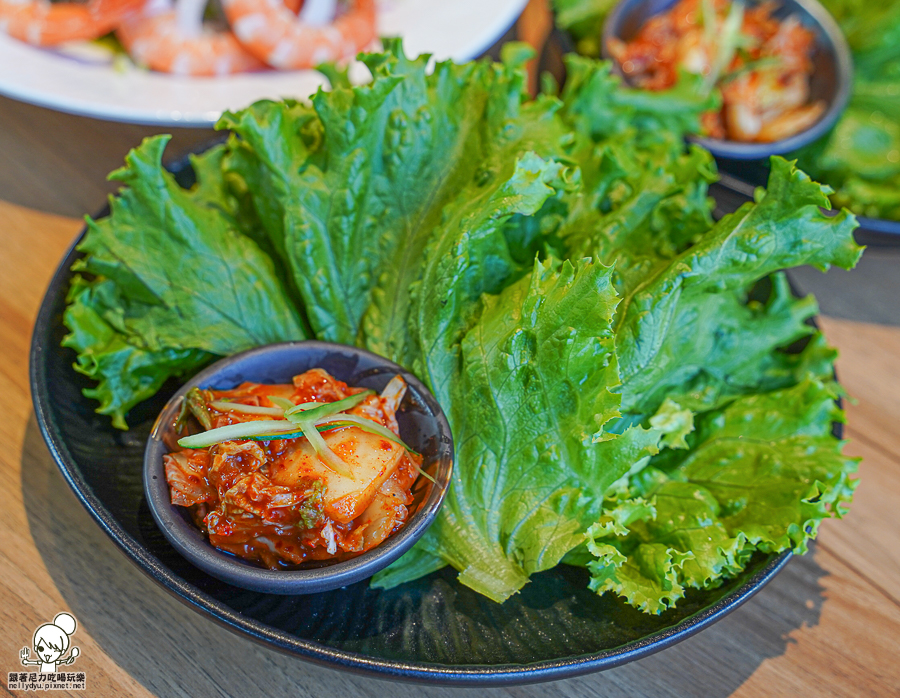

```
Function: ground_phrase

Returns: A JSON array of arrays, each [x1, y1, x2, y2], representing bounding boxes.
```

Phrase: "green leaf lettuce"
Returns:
[[63, 43, 861, 611]]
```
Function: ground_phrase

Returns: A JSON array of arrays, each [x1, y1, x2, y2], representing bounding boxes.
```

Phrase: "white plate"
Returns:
[[0, 0, 526, 126]]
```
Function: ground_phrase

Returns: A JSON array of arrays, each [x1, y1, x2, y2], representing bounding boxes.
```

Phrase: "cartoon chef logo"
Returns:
[[20, 613, 80, 673]]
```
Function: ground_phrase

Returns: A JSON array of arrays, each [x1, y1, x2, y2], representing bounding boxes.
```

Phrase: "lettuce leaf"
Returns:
[[220, 41, 572, 365], [62, 138, 307, 427], [62, 43, 862, 612], [553, 0, 616, 51], [581, 379, 859, 613], [613, 159, 861, 417], [381, 257, 659, 602]]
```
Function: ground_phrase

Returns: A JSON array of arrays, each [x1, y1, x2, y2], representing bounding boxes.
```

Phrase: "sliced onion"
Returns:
[[315, 414, 405, 447]]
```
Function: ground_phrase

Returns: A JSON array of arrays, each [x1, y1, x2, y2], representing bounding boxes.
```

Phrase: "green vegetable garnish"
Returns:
[[295, 418, 355, 479], [703, 0, 745, 93], [208, 400, 284, 416], [178, 387, 402, 481], [218, 422, 360, 441], [284, 391, 372, 421], [175, 387, 213, 433], [315, 414, 421, 457], [266, 396, 297, 411], [279, 391, 374, 477], [177, 419, 301, 448]]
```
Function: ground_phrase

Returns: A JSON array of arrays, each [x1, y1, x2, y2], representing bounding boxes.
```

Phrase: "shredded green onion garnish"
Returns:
[[313, 416, 433, 483], [178, 420, 301, 448], [408, 460, 436, 484], [705, 1, 746, 93], [185, 387, 213, 431], [719, 56, 781, 84], [315, 414, 420, 456], [266, 396, 296, 411], [287, 401, 326, 412], [297, 419, 355, 479], [285, 390, 374, 422], [244, 423, 349, 441], [209, 401, 285, 417], [177, 386, 431, 484]]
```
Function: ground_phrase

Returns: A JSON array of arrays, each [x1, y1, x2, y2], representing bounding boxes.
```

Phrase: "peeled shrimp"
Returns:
[[117, 0, 265, 75], [0, 0, 139, 45], [222, 0, 375, 70]]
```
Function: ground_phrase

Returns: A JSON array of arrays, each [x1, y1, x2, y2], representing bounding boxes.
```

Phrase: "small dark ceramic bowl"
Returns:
[[602, 0, 853, 159], [143, 341, 454, 595]]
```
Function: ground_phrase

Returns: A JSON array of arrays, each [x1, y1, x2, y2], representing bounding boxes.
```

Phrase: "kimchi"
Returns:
[[607, 0, 825, 142], [163, 368, 424, 569]]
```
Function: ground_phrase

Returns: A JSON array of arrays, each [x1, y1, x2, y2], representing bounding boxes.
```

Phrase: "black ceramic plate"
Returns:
[[31, 160, 796, 686]]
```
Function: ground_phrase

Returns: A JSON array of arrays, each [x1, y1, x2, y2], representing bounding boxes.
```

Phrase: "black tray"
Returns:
[[30, 151, 795, 686]]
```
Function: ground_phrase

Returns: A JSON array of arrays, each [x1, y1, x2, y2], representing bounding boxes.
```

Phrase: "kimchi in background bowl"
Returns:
[[143, 341, 454, 595], [601, 0, 853, 159]]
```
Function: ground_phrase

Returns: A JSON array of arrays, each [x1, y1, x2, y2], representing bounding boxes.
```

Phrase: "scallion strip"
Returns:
[[407, 459, 436, 484], [209, 401, 285, 417], [286, 401, 326, 414], [244, 424, 350, 441], [285, 390, 374, 422], [177, 419, 297, 449], [314, 414, 418, 455], [314, 415, 434, 483], [184, 387, 213, 431], [705, 1, 745, 92], [297, 419, 355, 479], [266, 396, 296, 411]]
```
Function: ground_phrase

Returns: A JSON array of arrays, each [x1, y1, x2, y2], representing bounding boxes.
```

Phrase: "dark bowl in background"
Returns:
[[144, 341, 454, 595], [601, 0, 853, 160], [539, 14, 898, 244]]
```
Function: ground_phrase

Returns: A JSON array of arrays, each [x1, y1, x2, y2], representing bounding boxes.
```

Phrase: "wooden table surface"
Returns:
[[2, 51, 900, 697]]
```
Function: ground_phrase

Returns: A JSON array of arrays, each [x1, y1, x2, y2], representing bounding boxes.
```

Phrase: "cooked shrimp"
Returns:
[[222, 0, 375, 70], [0, 0, 139, 46], [117, 0, 265, 75]]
